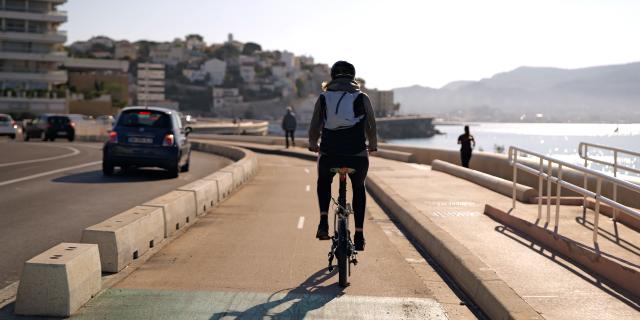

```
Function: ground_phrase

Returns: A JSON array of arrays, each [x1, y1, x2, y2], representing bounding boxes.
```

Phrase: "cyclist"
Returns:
[[308, 60, 378, 251]]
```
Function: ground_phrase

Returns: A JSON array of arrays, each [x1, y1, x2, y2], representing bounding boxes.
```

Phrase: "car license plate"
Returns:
[[128, 137, 153, 144], [58, 131, 66, 135]]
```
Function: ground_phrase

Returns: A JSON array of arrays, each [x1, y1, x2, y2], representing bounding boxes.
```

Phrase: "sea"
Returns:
[[387, 122, 640, 178]]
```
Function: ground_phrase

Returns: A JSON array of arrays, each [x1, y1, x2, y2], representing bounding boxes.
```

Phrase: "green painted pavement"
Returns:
[[72, 288, 447, 319]]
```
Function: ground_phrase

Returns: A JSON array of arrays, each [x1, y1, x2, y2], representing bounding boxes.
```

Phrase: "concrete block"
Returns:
[[204, 171, 234, 200], [178, 179, 219, 216], [80, 206, 164, 273], [144, 190, 197, 237], [220, 164, 244, 187], [14, 243, 101, 317]]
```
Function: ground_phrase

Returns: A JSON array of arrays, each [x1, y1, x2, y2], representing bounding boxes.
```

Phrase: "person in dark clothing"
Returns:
[[281, 106, 297, 148], [457, 125, 476, 168], [308, 60, 377, 251]]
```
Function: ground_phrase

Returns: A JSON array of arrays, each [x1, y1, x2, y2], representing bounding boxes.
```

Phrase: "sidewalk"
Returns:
[[70, 152, 473, 319], [368, 156, 639, 319]]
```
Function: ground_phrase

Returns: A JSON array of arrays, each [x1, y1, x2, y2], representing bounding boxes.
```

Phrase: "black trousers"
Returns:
[[285, 130, 295, 148], [317, 154, 369, 230], [461, 149, 472, 168]]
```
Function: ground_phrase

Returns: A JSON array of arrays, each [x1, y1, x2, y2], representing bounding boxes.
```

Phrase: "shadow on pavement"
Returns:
[[494, 225, 640, 310], [52, 168, 173, 184], [0, 302, 62, 320], [209, 267, 344, 319]]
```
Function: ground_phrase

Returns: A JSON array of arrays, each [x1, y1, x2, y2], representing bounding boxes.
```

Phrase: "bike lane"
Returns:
[[71, 152, 474, 319]]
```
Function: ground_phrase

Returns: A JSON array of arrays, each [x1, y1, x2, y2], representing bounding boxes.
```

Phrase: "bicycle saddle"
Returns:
[[330, 167, 356, 174]]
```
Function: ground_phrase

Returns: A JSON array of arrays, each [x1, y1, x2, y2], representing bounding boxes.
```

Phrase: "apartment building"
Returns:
[[0, 0, 68, 114], [364, 88, 397, 117], [137, 63, 165, 106]]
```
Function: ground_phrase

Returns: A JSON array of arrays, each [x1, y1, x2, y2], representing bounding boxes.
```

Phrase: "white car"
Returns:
[[0, 114, 17, 139]]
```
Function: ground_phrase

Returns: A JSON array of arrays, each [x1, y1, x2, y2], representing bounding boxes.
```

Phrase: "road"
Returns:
[[71, 152, 476, 319], [0, 139, 232, 288]]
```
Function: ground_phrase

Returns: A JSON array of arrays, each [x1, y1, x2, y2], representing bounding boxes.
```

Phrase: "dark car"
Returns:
[[103, 107, 192, 178], [23, 114, 75, 141]]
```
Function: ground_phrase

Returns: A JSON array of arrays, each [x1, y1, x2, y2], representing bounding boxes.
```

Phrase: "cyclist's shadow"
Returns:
[[209, 267, 345, 319]]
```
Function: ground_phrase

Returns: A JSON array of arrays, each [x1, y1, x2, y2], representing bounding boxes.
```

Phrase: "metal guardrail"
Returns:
[[578, 142, 640, 220], [508, 146, 640, 246]]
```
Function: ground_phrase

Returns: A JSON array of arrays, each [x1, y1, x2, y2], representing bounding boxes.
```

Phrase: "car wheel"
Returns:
[[167, 163, 180, 178], [68, 135, 75, 142], [10, 134, 15, 140], [180, 155, 191, 172], [102, 160, 114, 176], [50, 135, 56, 142], [23, 133, 30, 141]]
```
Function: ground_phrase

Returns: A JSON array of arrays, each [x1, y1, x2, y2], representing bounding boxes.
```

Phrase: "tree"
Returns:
[[242, 42, 262, 55], [185, 34, 203, 41]]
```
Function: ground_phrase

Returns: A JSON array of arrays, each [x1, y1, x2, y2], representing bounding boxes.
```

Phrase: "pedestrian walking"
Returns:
[[457, 125, 476, 168], [282, 106, 297, 148]]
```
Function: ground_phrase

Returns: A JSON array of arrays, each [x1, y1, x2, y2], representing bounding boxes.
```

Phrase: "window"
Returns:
[[5, 19, 25, 32], [117, 110, 172, 128]]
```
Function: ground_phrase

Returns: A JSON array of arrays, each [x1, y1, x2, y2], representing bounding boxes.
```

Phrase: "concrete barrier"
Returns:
[[144, 191, 197, 237], [204, 171, 234, 200], [14, 243, 101, 317], [432, 159, 538, 203], [177, 179, 219, 216], [374, 149, 413, 163], [220, 164, 245, 188], [80, 206, 165, 273]]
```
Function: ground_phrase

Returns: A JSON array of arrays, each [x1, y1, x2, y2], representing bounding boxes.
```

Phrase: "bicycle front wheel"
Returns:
[[337, 218, 349, 287]]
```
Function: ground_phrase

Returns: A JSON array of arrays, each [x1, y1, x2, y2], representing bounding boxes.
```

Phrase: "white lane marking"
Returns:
[[406, 163, 429, 170], [304, 168, 310, 173], [297, 216, 305, 229], [305, 185, 310, 192], [0, 161, 102, 186], [0, 146, 80, 167], [522, 295, 558, 298]]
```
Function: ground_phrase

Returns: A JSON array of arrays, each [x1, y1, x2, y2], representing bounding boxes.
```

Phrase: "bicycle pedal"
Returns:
[[328, 266, 334, 272], [352, 259, 358, 265]]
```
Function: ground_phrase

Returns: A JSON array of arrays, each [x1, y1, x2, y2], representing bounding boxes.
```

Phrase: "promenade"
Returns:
[[3, 139, 638, 319]]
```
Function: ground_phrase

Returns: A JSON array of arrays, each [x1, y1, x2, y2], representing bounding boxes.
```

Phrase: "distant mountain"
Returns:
[[393, 62, 640, 122]]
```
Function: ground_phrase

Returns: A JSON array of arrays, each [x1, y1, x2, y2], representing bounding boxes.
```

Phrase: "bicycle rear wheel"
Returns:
[[337, 218, 349, 287]]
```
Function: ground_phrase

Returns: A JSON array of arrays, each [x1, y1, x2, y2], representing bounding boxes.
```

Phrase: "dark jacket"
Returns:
[[308, 78, 378, 155], [281, 111, 297, 131]]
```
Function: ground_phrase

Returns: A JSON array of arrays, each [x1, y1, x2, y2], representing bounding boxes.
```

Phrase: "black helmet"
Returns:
[[331, 61, 355, 80]]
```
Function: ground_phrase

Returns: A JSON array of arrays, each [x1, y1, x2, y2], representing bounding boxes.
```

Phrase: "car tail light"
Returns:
[[108, 131, 118, 143], [162, 133, 175, 146], [70, 122, 76, 128], [11, 121, 17, 129]]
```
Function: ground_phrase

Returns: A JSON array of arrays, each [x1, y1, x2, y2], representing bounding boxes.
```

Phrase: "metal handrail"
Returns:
[[578, 142, 640, 221], [508, 146, 640, 246]]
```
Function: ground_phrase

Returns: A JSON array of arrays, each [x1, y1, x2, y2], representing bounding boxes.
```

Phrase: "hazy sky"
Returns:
[[61, 0, 640, 90]]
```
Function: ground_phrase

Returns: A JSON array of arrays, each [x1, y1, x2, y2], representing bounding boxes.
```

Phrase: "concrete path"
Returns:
[[369, 157, 640, 319], [71, 152, 474, 319]]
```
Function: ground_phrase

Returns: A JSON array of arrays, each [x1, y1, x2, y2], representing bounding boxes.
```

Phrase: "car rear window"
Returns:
[[48, 116, 70, 124], [0, 116, 9, 122], [117, 110, 172, 128]]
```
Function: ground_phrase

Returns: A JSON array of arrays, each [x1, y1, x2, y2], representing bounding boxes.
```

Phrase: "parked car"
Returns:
[[23, 114, 75, 141], [0, 114, 17, 139], [102, 106, 192, 178]]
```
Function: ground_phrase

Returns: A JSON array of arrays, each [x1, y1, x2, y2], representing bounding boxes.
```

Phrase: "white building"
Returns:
[[185, 35, 206, 51], [114, 41, 137, 60], [201, 58, 226, 86], [212, 87, 243, 109], [280, 50, 295, 70], [182, 69, 206, 82], [137, 63, 165, 105], [150, 43, 188, 66], [239, 64, 255, 83], [238, 55, 256, 65], [0, 0, 69, 114], [271, 64, 287, 79]]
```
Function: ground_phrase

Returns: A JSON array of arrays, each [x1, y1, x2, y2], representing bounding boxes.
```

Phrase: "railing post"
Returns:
[[583, 154, 588, 216], [613, 150, 618, 220], [593, 178, 602, 246], [555, 164, 563, 234], [546, 160, 552, 224], [538, 158, 543, 221], [512, 152, 518, 210]]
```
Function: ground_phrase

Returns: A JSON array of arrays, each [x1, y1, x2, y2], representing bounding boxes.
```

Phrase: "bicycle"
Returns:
[[326, 167, 359, 287]]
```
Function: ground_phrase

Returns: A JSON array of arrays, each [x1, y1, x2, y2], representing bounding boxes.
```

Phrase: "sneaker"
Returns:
[[354, 232, 365, 251], [316, 223, 330, 240]]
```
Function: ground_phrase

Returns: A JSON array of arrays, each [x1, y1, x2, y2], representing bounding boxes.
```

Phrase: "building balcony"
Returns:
[[0, 10, 67, 23], [0, 70, 67, 84], [0, 30, 66, 43], [0, 51, 67, 62]]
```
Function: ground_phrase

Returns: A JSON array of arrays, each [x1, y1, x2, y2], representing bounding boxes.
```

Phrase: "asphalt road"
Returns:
[[0, 138, 232, 288]]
